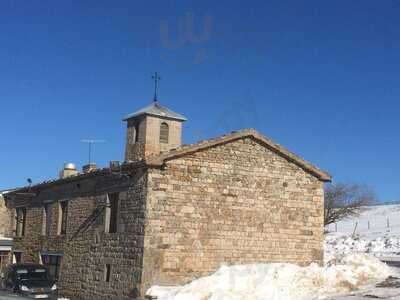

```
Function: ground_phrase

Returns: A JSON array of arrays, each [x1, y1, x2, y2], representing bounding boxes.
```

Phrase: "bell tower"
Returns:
[[123, 102, 187, 162], [123, 74, 187, 162], [124, 72, 187, 161]]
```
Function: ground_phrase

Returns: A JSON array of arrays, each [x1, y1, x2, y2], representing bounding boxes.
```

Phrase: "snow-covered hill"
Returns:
[[325, 204, 400, 260], [326, 204, 400, 236]]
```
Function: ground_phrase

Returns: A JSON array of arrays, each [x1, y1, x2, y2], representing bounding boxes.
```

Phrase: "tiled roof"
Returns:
[[146, 129, 332, 182], [6, 129, 331, 195], [5, 161, 147, 194], [123, 102, 187, 121]]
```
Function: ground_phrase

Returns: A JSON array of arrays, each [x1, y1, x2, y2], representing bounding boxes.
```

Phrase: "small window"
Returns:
[[160, 122, 169, 143], [15, 208, 26, 237], [134, 123, 140, 143], [42, 203, 53, 237], [104, 264, 111, 282], [58, 201, 68, 235], [105, 193, 119, 234]]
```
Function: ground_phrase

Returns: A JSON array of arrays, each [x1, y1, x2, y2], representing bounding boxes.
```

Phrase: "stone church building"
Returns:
[[4, 101, 331, 300]]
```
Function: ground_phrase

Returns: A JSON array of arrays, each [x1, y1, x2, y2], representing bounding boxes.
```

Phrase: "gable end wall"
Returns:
[[142, 137, 324, 290]]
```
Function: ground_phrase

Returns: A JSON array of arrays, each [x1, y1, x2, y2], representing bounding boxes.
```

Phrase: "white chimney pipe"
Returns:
[[60, 163, 78, 178]]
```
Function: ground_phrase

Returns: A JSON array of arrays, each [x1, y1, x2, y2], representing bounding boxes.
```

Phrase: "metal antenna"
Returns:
[[81, 139, 107, 164], [152, 72, 161, 102]]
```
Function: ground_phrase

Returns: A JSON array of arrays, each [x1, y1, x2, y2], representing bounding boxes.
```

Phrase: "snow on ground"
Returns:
[[325, 232, 400, 261], [325, 204, 400, 260], [147, 254, 398, 300], [148, 204, 400, 300]]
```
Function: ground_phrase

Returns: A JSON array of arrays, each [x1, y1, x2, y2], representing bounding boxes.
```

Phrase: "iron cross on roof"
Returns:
[[152, 72, 161, 102]]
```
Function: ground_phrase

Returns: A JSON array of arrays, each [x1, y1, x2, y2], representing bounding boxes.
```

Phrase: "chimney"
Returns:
[[83, 163, 97, 173], [60, 163, 78, 179]]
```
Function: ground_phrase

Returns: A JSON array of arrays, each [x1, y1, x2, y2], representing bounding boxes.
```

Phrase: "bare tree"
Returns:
[[324, 182, 376, 226]]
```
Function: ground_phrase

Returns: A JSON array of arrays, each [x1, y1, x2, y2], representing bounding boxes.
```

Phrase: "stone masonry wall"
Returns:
[[125, 115, 183, 162], [0, 192, 12, 274], [9, 168, 148, 300], [145, 115, 182, 154], [125, 116, 147, 162], [142, 137, 325, 290], [0, 193, 12, 237]]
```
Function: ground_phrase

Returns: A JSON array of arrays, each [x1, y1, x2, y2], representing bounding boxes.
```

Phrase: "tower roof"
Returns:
[[123, 102, 187, 122]]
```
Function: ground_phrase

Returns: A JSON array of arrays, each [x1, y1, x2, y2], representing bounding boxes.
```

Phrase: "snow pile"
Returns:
[[147, 253, 397, 300], [325, 232, 400, 261], [148, 205, 400, 300]]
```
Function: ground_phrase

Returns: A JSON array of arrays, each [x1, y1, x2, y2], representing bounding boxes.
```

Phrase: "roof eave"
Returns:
[[146, 129, 332, 182], [5, 161, 149, 196], [123, 112, 187, 122]]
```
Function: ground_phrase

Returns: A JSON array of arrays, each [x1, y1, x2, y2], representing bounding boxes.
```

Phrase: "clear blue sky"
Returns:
[[0, 0, 399, 201]]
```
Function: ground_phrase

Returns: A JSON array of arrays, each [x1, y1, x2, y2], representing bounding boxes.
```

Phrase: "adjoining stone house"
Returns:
[[0, 190, 13, 274], [4, 101, 331, 300]]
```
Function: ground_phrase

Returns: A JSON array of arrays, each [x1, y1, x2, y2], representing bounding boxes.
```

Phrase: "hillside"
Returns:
[[325, 204, 400, 260]]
